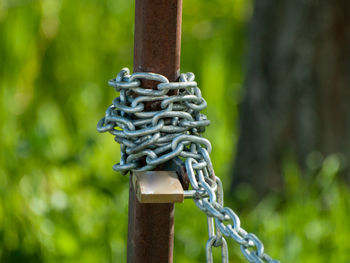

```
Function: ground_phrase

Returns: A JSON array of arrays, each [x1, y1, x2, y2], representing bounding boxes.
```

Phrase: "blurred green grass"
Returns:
[[0, 0, 349, 262]]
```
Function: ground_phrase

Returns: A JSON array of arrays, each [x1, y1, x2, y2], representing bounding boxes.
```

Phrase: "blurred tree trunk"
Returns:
[[231, 0, 350, 195]]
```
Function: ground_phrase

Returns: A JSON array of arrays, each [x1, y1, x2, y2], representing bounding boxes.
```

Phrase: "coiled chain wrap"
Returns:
[[97, 68, 279, 263]]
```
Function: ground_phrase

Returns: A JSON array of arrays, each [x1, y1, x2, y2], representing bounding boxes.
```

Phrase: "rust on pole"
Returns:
[[133, 0, 182, 81], [127, 0, 183, 263]]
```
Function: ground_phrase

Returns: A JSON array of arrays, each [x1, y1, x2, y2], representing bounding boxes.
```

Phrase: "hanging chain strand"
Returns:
[[97, 68, 279, 263]]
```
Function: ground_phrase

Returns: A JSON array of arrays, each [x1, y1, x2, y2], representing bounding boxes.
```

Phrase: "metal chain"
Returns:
[[97, 68, 280, 263]]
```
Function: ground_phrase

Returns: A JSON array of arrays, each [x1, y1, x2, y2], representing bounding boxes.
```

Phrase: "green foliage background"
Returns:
[[0, 0, 349, 262]]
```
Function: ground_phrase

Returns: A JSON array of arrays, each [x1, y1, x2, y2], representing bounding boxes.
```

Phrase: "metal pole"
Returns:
[[127, 1, 182, 262]]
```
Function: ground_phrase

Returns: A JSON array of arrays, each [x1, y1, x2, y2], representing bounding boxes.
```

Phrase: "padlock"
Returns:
[[132, 171, 185, 203]]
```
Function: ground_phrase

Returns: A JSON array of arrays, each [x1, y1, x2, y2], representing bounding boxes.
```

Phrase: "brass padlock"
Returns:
[[132, 171, 185, 203]]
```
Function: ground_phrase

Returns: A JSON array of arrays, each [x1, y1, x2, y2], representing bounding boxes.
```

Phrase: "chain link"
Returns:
[[97, 68, 280, 263]]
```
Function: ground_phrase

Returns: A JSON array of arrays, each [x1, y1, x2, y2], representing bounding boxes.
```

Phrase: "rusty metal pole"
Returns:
[[127, 1, 182, 263]]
